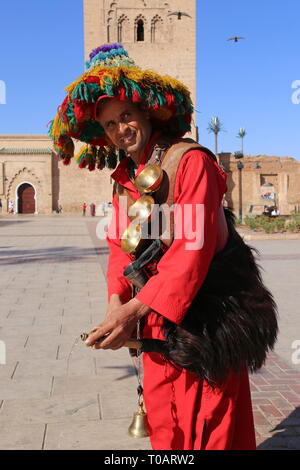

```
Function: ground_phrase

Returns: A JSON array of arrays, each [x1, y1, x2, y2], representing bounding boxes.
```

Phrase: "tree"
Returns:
[[237, 128, 247, 154], [207, 117, 224, 158]]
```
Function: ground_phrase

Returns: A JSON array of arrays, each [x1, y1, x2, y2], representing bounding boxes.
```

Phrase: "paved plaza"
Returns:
[[0, 215, 299, 450]]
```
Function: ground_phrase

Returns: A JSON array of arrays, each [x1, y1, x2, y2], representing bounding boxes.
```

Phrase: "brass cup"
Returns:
[[128, 195, 155, 222], [121, 222, 143, 254], [134, 164, 163, 194]]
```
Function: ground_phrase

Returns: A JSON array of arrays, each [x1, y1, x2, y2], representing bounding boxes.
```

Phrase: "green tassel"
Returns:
[[66, 103, 76, 126], [103, 77, 114, 96], [120, 77, 131, 99], [80, 120, 104, 142], [85, 83, 102, 103], [71, 83, 82, 100], [48, 120, 54, 139], [176, 104, 186, 115], [157, 92, 166, 107], [128, 79, 144, 100]]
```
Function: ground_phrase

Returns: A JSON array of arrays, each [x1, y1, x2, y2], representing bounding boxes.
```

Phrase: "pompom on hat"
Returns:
[[49, 43, 194, 171]]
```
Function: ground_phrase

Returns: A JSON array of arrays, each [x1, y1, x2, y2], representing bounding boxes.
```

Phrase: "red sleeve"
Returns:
[[106, 193, 133, 303], [135, 150, 228, 324]]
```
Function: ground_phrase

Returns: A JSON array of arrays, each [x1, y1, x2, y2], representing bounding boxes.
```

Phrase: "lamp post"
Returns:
[[237, 160, 244, 220]]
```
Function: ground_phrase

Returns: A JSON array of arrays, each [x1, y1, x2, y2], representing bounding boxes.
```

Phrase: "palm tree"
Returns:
[[207, 117, 224, 159], [237, 128, 247, 154]]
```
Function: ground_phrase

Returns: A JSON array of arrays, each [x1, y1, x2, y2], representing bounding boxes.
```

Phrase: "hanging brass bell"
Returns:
[[128, 399, 149, 438]]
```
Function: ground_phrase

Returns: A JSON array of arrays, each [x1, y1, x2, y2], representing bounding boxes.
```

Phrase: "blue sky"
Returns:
[[0, 0, 299, 160]]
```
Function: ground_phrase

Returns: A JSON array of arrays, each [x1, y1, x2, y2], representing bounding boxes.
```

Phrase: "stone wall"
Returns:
[[0, 135, 113, 214], [56, 140, 114, 213], [220, 153, 300, 216], [0, 135, 52, 214], [1, 136, 300, 216]]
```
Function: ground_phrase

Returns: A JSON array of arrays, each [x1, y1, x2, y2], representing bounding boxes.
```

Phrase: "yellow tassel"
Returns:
[[75, 145, 89, 163], [50, 114, 70, 141]]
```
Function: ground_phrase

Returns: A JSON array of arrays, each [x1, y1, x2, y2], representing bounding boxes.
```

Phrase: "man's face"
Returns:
[[96, 98, 152, 160]]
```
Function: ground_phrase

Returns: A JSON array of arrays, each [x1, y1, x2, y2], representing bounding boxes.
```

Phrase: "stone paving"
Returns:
[[0, 215, 299, 450]]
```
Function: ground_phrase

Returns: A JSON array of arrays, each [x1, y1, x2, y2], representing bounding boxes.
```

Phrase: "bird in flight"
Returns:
[[227, 36, 245, 42], [167, 11, 192, 20]]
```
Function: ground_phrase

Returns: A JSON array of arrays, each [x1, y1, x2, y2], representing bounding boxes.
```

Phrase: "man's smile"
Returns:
[[120, 130, 136, 146]]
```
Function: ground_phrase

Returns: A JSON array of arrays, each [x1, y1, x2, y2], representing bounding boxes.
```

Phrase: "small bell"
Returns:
[[128, 393, 149, 438]]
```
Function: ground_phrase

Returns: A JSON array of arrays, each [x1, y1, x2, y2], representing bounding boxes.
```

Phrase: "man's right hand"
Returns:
[[104, 293, 124, 320]]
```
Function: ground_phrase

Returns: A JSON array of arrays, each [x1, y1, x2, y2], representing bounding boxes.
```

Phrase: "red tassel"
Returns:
[[73, 100, 86, 120], [118, 86, 126, 101], [79, 159, 87, 168], [165, 92, 174, 106], [60, 96, 69, 115], [84, 76, 101, 84], [63, 157, 71, 166], [132, 90, 140, 102]]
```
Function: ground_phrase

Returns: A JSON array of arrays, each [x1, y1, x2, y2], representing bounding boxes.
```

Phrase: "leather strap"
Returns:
[[115, 137, 219, 248]]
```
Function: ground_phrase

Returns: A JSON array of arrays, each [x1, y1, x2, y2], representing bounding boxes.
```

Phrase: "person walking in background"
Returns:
[[8, 200, 14, 214], [90, 202, 96, 217], [82, 202, 87, 216]]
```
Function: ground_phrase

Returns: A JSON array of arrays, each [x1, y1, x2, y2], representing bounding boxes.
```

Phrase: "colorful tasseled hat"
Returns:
[[49, 43, 194, 171]]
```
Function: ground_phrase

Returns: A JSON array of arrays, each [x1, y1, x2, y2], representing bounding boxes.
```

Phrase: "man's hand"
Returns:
[[85, 298, 151, 350], [104, 293, 123, 320]]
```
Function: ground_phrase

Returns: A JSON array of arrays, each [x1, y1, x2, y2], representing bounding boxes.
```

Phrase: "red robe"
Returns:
[[106, 136, 256, 450]]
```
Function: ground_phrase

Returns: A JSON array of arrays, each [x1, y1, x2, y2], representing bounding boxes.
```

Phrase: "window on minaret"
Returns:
[[151, 16, 163, 43], [137, 20, 144, 41], [118, 22, 122, 42], [118, 16, 130, 43]]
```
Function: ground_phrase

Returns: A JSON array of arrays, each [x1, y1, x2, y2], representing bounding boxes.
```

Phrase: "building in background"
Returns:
[[0, 0, 197, 214], [0, 135, 113, 214], [220, 153, 300, 217], [0, 0, 300, 216]]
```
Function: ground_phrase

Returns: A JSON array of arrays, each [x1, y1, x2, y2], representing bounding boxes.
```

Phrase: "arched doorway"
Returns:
[[17, 183, 36, 214]]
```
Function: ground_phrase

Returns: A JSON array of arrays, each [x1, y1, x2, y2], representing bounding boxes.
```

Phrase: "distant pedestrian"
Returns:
[[271, 207, 280, 217], [8, 201, 14, 214], [82, 202, 87, 216], [0, 199, 2, 214], [98, 202, 105, 216], [90, 202, 96, 217]]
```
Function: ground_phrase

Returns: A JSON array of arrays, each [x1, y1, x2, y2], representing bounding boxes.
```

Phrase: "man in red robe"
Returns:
[[84, 97, 257, 450], [50, 44, 276, 451]]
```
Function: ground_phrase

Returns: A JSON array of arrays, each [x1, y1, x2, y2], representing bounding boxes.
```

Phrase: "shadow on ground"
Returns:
[[0, 246, 109, 265], [101, 365, 137, 381], [257, 407, 300, 450], [0, 219, 30, 227]]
